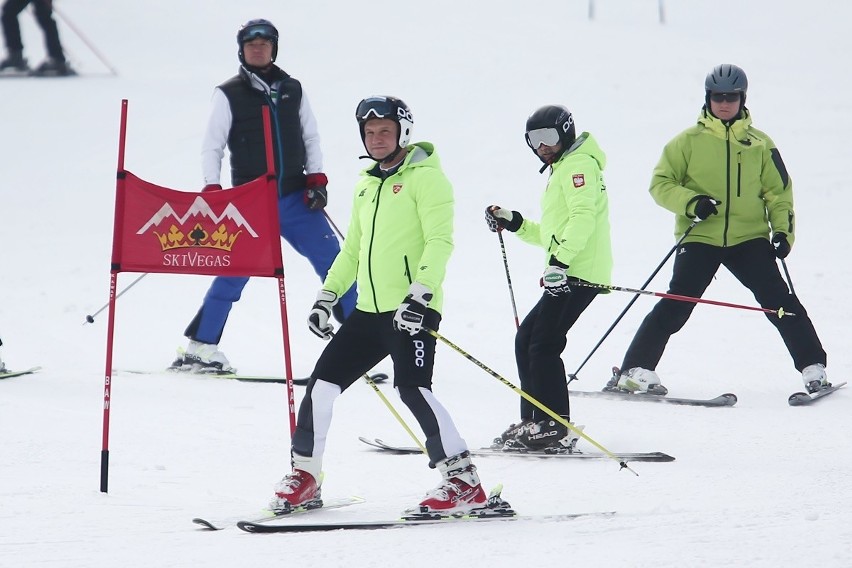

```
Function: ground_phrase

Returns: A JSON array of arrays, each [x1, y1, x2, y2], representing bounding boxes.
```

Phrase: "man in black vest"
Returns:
[[171, 19, 356, 373]]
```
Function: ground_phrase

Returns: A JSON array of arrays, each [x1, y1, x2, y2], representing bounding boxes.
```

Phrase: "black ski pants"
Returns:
[[2, 0, 65, 61], [294, 309, 466, 465], [621, 238, 826, 373], [515, 285, 599, 422]]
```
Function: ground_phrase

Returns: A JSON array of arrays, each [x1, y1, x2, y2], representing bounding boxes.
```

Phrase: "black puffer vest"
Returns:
[[219, 66, 307, 195]]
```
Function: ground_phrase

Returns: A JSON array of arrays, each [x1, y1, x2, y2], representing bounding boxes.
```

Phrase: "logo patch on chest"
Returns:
[[572, 174, 585, 188], [392, 184, 403, 194]]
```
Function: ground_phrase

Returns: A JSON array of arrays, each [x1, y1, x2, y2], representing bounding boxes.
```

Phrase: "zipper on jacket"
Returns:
[[403, 255, 413, 285], [366, 177, 385, 312], [265, 91, 286, 197], [722, 125, 732, 247], [736, 152, 742, 198]]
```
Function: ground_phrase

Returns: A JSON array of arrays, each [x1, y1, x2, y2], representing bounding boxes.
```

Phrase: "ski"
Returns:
[[570, 388, 737, 407], [116, 369, 388, 386], [237, 510, 614, 533], [294, 372, 389, 387], [0, 366, 42, 380], [788, 381, 846, 406], [192, 495, 365, 530], [358, 437, 675, 462]]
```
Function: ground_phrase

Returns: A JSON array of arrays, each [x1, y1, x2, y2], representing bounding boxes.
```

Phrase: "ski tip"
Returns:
[[192, 518, 222, 530], [370, 372, 389, 383]]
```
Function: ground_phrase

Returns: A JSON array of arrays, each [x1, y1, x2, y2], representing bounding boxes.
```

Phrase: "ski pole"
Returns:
[[424, 327, 638, 475], [568, 220, 699, 383], [780, 258, 797, 297], [84, 273, 148, 324], [52, 5, 120, 76], [496, 231, 520, 329], [362, 373, 427, 454], [323, 211, 345, 242], [571, 281, 795, 318]]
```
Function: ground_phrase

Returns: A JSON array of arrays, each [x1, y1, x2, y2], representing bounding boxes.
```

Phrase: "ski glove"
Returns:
[[305, 173, 329, 210], [202, 184, 223, 192], [393, 283, 433, 336], [308, 290, 338, 340], [485, 205, 523, 232], [772, 232, 791, 259], [690, 196, 720, 220], [542, 256, 571, 296]]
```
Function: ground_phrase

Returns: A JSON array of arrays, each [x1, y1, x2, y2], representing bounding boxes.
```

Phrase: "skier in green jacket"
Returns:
[[269, 96, 489, 516], [486, 105, 613, 452], [615, 64, 828, 395]]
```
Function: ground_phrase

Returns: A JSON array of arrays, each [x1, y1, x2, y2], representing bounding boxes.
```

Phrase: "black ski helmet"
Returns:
[[237, 19, 279, 65], [355, 96, 414, 161], [705, 64, 748, 109], [525, 105, 576, 163]]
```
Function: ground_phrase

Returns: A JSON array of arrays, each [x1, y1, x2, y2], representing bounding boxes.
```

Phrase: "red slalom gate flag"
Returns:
[[113, 172, 281, 277]]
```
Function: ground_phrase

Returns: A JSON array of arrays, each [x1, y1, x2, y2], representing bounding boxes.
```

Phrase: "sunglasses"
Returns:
[[242, 24, 277, 42], [526, 127, 561, 149], [709, 92, 742, 103]]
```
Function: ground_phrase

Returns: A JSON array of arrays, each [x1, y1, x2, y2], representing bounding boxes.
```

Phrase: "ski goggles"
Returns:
[[356, 97, 406, 122], [709, 92, 742, 103], [241, 23, 278, 43], [525, 127, 561, 149]]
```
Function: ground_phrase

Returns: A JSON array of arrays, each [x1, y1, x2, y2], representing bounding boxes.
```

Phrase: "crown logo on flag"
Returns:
[[137, 196, 259, 253]]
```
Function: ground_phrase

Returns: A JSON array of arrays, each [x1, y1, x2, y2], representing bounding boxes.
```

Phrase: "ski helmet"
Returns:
[[237, 19, 279, 65], [355, 96, 414, 159], [525, 105, 575, 163], [704, 64, 748, 108]]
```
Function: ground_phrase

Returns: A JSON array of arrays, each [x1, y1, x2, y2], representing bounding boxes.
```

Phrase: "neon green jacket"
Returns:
[[650, 108, 795, 247], [323, 142, 453, 314], [515, 132, 613, 286]]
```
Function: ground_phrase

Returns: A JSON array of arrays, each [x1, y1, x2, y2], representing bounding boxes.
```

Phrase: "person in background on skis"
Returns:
[[0, 0, 74, 76], [485, 105, 612, 452], [270, 95, 492, 516], [169, 18, 356, 373], [615, 64, 829, 395], [0, 337, 6, 373]]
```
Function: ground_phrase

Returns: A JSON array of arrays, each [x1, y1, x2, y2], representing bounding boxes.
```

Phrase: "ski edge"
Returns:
[[0, 366, 42, 379], [788, 381, 846, 406], [569, 389, 737, 407], [358, 437, 675, 462], [237, 510, 616, 533], [192, 495, 366, 531]]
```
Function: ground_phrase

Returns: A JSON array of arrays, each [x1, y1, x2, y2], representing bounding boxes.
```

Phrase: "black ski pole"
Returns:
[[84, 273, 148, 324], [780, 258, 797, 297], [496, 231, 520, 329], [567, 220, 698, 384]]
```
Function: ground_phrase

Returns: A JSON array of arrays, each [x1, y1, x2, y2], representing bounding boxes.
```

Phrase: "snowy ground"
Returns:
[[1, 1, 850, 566]]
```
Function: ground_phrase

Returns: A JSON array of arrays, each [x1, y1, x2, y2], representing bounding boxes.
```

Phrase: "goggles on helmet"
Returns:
[[241, 23, 278, 43], [525, 127, 561, 149], [356, 97, 406, 122]]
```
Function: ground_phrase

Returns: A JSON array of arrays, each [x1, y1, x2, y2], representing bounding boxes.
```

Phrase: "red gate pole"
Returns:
[[261, 106, 296, 436], [100, 99, 129, 492]]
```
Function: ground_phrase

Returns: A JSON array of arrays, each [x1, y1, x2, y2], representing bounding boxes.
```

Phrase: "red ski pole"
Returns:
[[572, 281, 795, 318]]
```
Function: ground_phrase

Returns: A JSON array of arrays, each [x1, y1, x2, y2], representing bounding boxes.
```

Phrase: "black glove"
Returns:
[[304, 173, 328, 210], [772, 233, 791, 259], [485, 205, 523, 232], [691, 196, 719, 220]]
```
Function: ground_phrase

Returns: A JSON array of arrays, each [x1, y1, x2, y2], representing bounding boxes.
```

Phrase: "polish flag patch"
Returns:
[[392, 184, 403, 194], [572, 174, 585, 188]]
